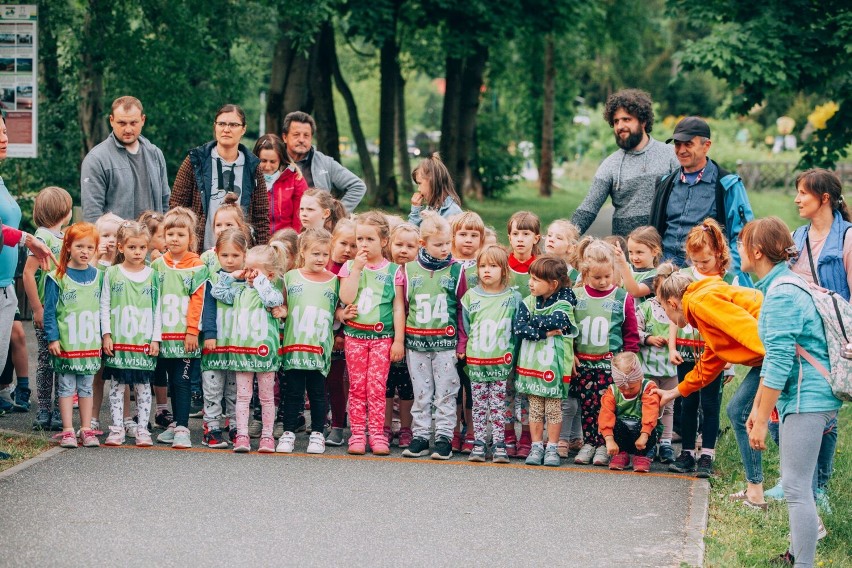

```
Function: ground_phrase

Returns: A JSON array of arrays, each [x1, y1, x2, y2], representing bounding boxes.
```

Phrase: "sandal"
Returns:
[[742, 499, 769, 511], [728, 489, 749, 501]]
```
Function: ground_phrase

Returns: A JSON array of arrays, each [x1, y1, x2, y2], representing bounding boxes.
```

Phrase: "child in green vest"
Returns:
[[101, 221, 160, 447], [278, 228, 340, 455], [43, 222, 103, 448], [212, 243, 287, 453], [22, 186, 72, 430], [200, 228, 249, 449], [506, 211, 542, 458], [599, 352, 662, 473], [450, 211, 484, 453], [462, 245, 522, 463], [200, 193, 250, 275], [399, 211, 467, 460], [514, 255, 578, 467], [572, 237, 640, 467], [615, 225, 662, 301]]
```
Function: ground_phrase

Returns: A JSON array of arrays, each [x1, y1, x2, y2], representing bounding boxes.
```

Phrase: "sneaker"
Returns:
[[574, 443, 595, 465], [468, 441, 487, 462], [669, 451, 697, 473], [817, 516, 827, 540], [568, 438, 584, 452], [0, 396, 12, 415], [348, 436, 366, 455], [402, 437, 430, 458], [516, 431, 532, 459], [765, 480, 785, 501], [543, 444, 561, 467], [307, 432, 326, 454], [202, 428, 228, 449], [32, 409, 51, 430], [383, 426, 394, 446], [592, 445, 610, 466], [525, 443, 545, 466], [273, 421, 284, 439], [124, 418, 138, 439], [815, 488, 832, 515], [154, 409, 174, 429], [78, 429, 100, 447], [229, 427, 237, 444], [633, 455, 652, 473], [492, 442, 510, 464], [171, 426, 191, 449], [504, 428, 518, 457], [397, 427, 413, 449], [135, 427, 153, 447], [276, 431, 295, 453], [658, 444, 676, 464], [248, 418, 263, 439], [59, 430, 78, 448], [461, 433, 475, 454], [325, 427, 345, 447], [371, 440, 390, 456], [49, 409, 63, 431], [557, 439, 570, 458], [12, 386, 30, 412], [258, 436, 275, 453], [695, 454, 714, 478], [104, 426, 125, 446], [189, 393, 203, 417], [431, 435, 452, 460], [156, 423, 176, 444], [89, 419, 102, 435], [294, 414, 307, 433], [233, 434, 251, 453], [609, 451, 631, 471], [451, 431, 463, 452], [0, 387, 14, 410]]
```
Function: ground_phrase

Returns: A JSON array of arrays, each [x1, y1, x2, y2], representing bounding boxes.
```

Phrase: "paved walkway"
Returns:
[[0, 312, 709, 567]]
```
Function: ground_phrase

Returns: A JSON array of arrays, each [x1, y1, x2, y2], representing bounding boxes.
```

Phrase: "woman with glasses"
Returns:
[[170, 104, 270, 251]]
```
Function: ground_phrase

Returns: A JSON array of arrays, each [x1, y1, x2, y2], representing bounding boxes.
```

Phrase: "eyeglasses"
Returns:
[[215, 121, 244, 130]]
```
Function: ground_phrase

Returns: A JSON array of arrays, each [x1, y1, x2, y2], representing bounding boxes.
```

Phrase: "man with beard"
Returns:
[[82, 96, 170, 222], [571, 89, 678, 236], [282, 111, 366, 213]]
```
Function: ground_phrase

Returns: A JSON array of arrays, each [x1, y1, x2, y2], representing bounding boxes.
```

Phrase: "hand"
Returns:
[[545, 329, 563, 337], [647, 336, 667, 348], [746, 408, 758, 435], [102, 333, 114, 356], [635, 432, 649, 451], [48, 340, 61, 357], [411, 192, 423, 207], [203, 339, 217, 353], [605, 438, 619, 456], [669, 350, 684, 365], [270, 305, 288, 319], [150, 249, 163, 262], [456, 351, 466, 361], [338, 304, 358, 322], [613, 241, 628, 265], [724, 373, 735, 385], [184, 333, 198, 353], [32, 307, 44, 329], [149, 341, 159, 357], [25, 236, 58, 271], [658, 388, 680, 408], [390, 340, 405, 363], [352, 249, 368, 271], [749, 421, 768, 451], [97, 241, 109, 259], [231, 269, 247, 280]]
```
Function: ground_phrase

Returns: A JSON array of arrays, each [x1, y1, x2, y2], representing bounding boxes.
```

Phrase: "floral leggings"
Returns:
[[236, 371, 275, 438], [34, 326, 58, 412], [345, 336, 392, 443], [109, 381, 151, 430], [574, 365, 613, 446], [472, 380, 507, 444]]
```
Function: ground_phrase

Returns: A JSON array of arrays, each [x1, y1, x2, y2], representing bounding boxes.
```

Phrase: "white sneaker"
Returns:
[[574, 443, 595, 464], [276, 431, 295, 453], [124, 419, 138, 439], [306, 431, 326, 454], [818, 517, 827, 540], [592, 445, 610, 466], [248, 418, 263, 439]]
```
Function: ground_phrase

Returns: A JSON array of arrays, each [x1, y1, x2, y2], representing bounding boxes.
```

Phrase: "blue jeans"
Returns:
[[726, 366, 763, 484]]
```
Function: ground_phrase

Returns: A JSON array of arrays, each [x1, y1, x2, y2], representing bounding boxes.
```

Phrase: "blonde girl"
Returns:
[[572, 237, 640, 466], [100, 221, 160, 447], [338, 211, 406, 455], [544, 219, 581, 285], [95, 212, 123, 269], [212, 242, 287, 453], [270, 228, 299, 273], [200, 193, 251, 274], [408, 153, 462, 225], [138, 210, 166, 262], [615, 225, 662, 300], [299, 188, 346, 232], [22, 186, 72, 430]]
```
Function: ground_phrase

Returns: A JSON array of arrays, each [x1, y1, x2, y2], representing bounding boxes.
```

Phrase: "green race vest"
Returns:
[[461, 260, 478, 289], [637, 298, 676, 377], [675, 323, 703, 363], [343, 261, 398, 340], [404, 261, 463, 351], [49, 270, 104, 375], [203, 279, 282, 373], [461, 287, 520, 382], [515, 294, 577, 398], [609, 379, 664, 435], [200, 248, 221, 274], [103, 266, 159, 371], [568, 267, 580, 287], [509, 267, 531, 295], [151, 257, 207, 358], [281, 269, 339, 376], [33, 228, 62, 301], [201, 272, 229, 371], [573, 286, 627, 370]]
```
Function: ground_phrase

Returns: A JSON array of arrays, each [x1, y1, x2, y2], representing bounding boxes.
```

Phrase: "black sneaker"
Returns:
[[695, 454, 714, 478], [13, 387, 31, 412], [431, 435, 453, 460], [401, 437, 430, 458], [155, 409, 174, 429], [189, 394, 204, 418], [668, 451, 697, 473], [202, 428, 229, 449], [658, 443, 676, 464]]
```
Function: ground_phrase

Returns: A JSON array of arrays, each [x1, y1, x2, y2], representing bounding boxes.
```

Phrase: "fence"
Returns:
[[736, 161, 852, 192]]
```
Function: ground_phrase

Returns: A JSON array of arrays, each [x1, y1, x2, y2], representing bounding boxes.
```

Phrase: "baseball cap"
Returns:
[[666, 116, 711, 143]]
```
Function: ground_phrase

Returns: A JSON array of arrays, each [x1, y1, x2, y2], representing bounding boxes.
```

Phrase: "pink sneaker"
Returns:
[[372, 441, 390, 456], [451, 431, 463, 452], [233, 434, 251, 453], [383, 426, 394, 446], [461, 433, 475, 454], [104, 426, 125, 446], [504, 428, 518, 457], [257, 436, 275, 453], [609, 451, 630, 471], [135, 428, 153, 447], [516, 430, 532, 459], [78, 429, 100, 448], [633, 455, 652, 473], [397, 427, 413, 448], [348, 435, 366, 455], [58, 430, 78, 448]]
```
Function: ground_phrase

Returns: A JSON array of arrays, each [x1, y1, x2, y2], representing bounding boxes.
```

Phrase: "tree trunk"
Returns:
[[332, 40, 377, 197], [376, 35, 398, 207], [539, 36, 555, 197], [395, 66, 413, 196], [311, 22, 340, 163], [78, 0, 110, 158], [455, 45, 489, 198], [266, 21, 314, 137], [439, 56, 463, 189]]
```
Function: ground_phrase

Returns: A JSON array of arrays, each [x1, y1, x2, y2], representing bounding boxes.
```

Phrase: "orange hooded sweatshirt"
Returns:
[[161, 251, 205, 336], [679, 277, 765, 397]]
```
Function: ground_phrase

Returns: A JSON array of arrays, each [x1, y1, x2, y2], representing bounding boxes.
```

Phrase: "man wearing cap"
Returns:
[[650, 116, 754, 280], [571, 89, 679, 236]]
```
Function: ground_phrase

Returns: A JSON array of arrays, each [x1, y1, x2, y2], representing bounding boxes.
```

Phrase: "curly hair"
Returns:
[[603, 89, 654, 134]]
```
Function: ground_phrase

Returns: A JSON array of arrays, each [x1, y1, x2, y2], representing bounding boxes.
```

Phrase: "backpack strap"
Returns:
[[804, 236, 821, 286]]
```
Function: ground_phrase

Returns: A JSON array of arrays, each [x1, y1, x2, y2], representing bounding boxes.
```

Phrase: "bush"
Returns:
[[474, 111, 523, 199]]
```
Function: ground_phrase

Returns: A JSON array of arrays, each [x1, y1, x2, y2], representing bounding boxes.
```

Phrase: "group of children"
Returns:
[[21, 154, 747, 475]]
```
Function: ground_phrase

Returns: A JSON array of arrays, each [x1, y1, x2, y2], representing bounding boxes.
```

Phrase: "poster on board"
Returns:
[[0, 4, 37, 158]]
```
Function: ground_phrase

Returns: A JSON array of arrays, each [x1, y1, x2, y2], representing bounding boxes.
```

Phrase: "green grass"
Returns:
[[703, 381, 851, 567], [0, 432, 53, 473]]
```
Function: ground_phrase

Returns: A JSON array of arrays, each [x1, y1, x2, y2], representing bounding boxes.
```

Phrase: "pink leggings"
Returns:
[[344, 336, 392, 443], [236, 371, 275, 438]]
